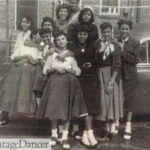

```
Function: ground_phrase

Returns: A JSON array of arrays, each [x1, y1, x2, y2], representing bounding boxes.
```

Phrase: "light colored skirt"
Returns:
[[97, 66, 124, 121]]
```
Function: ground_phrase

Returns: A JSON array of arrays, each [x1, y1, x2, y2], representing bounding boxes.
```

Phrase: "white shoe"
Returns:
[[123, 132, 131, 140], [81, 131, 91, 147], [87, 130, 98, 147]]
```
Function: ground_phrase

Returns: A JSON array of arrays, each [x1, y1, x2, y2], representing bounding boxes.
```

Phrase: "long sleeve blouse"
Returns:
[[43, 51, 81, 76]]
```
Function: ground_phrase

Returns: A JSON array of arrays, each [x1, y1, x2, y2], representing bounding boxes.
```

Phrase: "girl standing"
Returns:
[[95, 22, 123, 137], [0, 16, 39, 125], [32, 28, 55, 109], [117, 19, 140, 140], [41, 16, 57, 43], [36, 32, 87, 149], [55, 4, 72, 33], [68, 7, 99, 44], [70, 25, 100, 148]]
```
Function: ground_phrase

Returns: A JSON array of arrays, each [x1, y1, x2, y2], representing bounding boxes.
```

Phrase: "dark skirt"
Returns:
[[123, 75, 138, 112], [36, 73, 88, 121], [32, 63, 47, 95], [0, 63, 36, 115], [78, 75, 101, 116]]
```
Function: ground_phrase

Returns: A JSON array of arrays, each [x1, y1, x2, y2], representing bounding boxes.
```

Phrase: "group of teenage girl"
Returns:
[[0, 2, 140, 150]]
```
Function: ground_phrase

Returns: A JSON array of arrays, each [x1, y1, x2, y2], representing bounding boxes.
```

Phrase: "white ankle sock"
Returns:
[[52, 129, 58, 138], [62, 130, 69, 140], [82, 130, 90, 145], [87, 130, 97, 145], [125, 122, 131, 133]]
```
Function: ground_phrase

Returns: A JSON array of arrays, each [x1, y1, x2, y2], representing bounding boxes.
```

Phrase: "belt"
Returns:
[[82, 62, 92, 68]]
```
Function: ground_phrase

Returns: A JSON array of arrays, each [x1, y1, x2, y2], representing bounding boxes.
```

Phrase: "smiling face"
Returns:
[[101, 27, 112, 41], [41, 33, 51, 45], [43, 21, 53, 31], [119, 24, 131, 39], [55, 35, 68, 49], [71, 0, 79, 12], [58, 8, 68, 21], [77, 31, 88, 44], [21, 17, 31, 32], [82, 10, 92, 23]]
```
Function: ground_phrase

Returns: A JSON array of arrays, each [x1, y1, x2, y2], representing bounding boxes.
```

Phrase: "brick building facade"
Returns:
[[0, 0, 150, 62]]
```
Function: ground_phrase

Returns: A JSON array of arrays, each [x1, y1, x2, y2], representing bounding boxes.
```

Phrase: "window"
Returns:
[[16, 0, 38, 29], [140, 38, 150, 64], [99, 0, 120, 16]]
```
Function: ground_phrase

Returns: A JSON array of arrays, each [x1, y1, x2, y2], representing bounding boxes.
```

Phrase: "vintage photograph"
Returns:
[[0, 0, 150, 150]]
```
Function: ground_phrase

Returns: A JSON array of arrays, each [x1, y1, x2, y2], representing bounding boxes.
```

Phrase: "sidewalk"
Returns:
[[0, 117, 150, 150]]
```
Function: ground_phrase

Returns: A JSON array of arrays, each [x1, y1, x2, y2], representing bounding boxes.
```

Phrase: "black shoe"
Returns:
[[0, 120, 9, 125]]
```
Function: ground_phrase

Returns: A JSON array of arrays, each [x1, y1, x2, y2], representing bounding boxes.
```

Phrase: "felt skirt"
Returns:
[[0, 63, 36, 115], [97, 66, 124, 121], [36, 73, 88, 121]]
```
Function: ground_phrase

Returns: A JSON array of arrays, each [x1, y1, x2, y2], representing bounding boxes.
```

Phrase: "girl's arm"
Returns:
[[24, 39, 43, 51], [121, 41, 140, 64], [12, 55, 30, 62], [43, 56, 53, 75], [67, 57, 81, 76], [106, 71, 118, 95]]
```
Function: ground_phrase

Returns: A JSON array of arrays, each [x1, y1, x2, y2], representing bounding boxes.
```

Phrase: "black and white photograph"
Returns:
[[0, 0, 150, 150]]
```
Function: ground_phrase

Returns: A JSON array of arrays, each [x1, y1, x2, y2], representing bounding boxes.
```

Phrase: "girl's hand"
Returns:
[[28, 56, 36, 65], [106, 81, 114, 95], [118, 42, 124, 51], [65, 68, 76, 75]]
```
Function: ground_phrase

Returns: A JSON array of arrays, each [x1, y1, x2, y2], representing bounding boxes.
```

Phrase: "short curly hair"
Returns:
[[100, 22, 112, 31], [56, 3, 72, 21], [78, 7, 94, 23], [41, 17, 55, 29], [118, 19, 133, 30], [54, 31, 68, 47]]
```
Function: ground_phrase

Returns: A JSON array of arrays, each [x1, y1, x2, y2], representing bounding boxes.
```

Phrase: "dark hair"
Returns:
[[78, 7, 94, 23], [117, 19, 133, 30], [39, 28, 51, 37], [19, 15, 33, 31], [74, 25, 90, 43], [30, 29, 40, 39], [56, 3, 72, 21], [54, 32, 68, 47], [100, 22, 112, 31], [77, 25, 90, 35], [41, 17, 55, 29]]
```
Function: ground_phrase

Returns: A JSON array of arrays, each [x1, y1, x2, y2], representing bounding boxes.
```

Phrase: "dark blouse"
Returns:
[[94, 39, 122, 74], [70, 43, 98, 78], [118, 36, 140, 80], [68, 22, 99, 44]]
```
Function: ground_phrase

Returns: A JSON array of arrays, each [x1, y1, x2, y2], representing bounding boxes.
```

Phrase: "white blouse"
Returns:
[[43, 52, 81, 76], [11, 30, 40, 60]]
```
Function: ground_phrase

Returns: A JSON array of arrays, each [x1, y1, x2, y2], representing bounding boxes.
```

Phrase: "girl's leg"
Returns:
[[61, 121, 70, 149], [124, 112, 132, 140], [83, 115, 98, 147], [110, 119, 118, 134], [51, 119, 58, 146]]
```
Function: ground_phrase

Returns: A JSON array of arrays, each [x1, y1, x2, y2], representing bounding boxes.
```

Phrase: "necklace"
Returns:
[[79, 43, 86, 53]]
